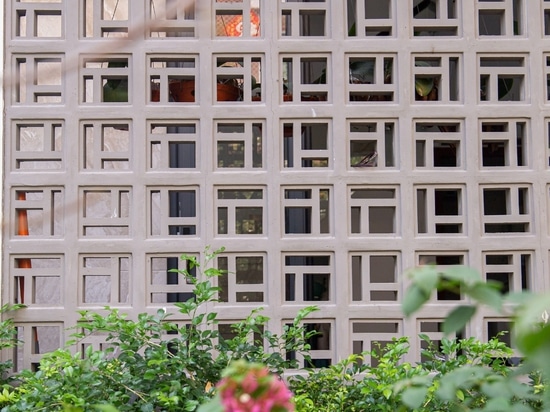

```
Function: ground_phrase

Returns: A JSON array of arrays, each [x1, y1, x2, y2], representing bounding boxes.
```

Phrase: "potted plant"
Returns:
[[414, 70, 438, 101], [348, 58, 393, 101], [167, 78, 251, 102], [103, 77, 128, 102], [168, 78, 198, 102], [102, 61, 129, 103], [166, 77, 260, 103]]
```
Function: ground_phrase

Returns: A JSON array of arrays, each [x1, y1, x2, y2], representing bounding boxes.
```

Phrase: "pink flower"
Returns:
[[217, 360, 294, 412]]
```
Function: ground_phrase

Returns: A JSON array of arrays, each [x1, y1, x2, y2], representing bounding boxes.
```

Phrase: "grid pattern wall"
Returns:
[[4, 0, 550, 370]]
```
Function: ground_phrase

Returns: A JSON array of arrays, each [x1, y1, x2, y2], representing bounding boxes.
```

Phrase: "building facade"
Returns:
[[3, 0, 550, 370]]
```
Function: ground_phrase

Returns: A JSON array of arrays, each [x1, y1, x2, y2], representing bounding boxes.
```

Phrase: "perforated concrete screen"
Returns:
[[3, 0, 550, 370]]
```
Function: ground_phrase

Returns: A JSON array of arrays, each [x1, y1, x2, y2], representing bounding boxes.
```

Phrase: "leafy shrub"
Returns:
[[398, 264, 549, 411], [289, 334, 521, 411], [1, 257, 549, 411], [0, 304, 24, 385], [0, 248, 317, 412], [291, 264, 550, 411]]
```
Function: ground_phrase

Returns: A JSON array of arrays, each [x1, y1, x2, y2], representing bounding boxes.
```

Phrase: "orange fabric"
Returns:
[[17, 192, 29, 236], [16, 192, 31, 303], [217, 10, 260, 37], [15, 192, 38, 345]]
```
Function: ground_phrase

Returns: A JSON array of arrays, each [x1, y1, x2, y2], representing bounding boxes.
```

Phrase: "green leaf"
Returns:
[[401, 387, 428, 409], [455, 389, 465, 401], [509, 404, 535, 412], [465, 283, 503, 312], [483, 397, 510, 412], [184, 400, 200, 411], [504, 291, 532, 305], [197, 396, 224, 412], [440, 266, 481, 286], [442, 305, 476, 336], [415, 77, 434, 97], [382, 388, 392, 399], [513, 293, 550, 356], [436, 369, 465, 401], [204, 268, 222, 278], [93, 406, 120, 412], [517, 325, 550, 369], [410, 265, 439, 295], [349, 60, 375, 83], [143, 370, 157, 381], [498, 78, 514, 100], [481, 381, 511, 400], [402, 284, 431, 317]]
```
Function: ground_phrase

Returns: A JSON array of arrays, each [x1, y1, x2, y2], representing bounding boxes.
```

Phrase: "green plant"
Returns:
[[288, 263, 549, 411], [215, 60, 260, 101], [288, 333, 533, 411], [419, 333, 513, 375], [398, 264, 549, 411], [290, 338, 425, 412], [347, 56, 437, 102], [6, 257, 549, 411], [217, 306, 318, 377], [0, 304, 24, 384], [348, 58, 392, 86], [0, 303, 25, 408], [102, 61, 129, 103], [290, 353, 367, 411], [1, 247, 317, 412]]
